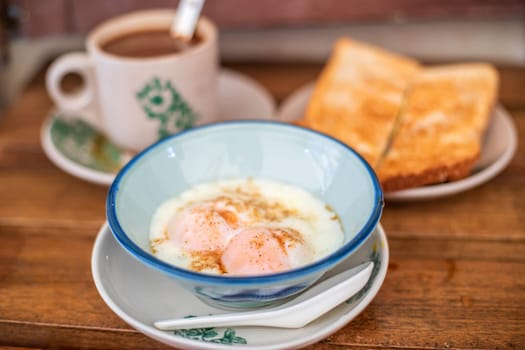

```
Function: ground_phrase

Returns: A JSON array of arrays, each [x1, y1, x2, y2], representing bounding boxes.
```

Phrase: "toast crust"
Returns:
[[380, 153, 479, 192]]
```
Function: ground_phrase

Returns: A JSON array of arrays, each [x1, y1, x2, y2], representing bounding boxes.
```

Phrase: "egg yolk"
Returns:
[[166, 203, 237, 252], [221, 227, 311, 275], [164, 195, 315, 275]]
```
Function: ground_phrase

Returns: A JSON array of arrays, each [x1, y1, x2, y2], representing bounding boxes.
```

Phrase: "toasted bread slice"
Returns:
[[376, 63, 499, 192], [301, 38, 421, 166]]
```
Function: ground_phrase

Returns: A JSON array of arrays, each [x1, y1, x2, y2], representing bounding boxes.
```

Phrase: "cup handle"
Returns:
[[46, 52, 96, 114]]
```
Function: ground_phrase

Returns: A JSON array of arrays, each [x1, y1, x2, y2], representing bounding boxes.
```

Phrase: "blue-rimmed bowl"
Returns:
[[107, 121, 383, 309]]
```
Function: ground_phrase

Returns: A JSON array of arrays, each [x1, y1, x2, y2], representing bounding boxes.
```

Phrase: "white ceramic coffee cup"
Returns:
[[46, 9, 218, 151]]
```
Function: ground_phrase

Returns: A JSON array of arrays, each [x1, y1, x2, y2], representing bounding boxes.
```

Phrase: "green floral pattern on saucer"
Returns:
[[174, 324, 247, 345], [50, 115, 124, 173]]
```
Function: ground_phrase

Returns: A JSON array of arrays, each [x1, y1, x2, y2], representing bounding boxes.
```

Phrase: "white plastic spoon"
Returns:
[[171, 0, 205, 42], [154, 261, 373, 330]]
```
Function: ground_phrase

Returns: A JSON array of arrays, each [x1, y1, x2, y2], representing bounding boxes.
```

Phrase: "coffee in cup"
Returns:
[[101, 29, 203, 58], [46, 9, 218, 152]]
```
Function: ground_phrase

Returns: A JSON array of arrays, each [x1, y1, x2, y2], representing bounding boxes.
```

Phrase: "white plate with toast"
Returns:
[[276, 83, 517, 201]]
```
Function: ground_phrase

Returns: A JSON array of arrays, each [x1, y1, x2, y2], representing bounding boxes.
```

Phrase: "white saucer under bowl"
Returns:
[[276, 83, 518, 201], [91, 223, 389, 350], [41, 68, 276, 186]]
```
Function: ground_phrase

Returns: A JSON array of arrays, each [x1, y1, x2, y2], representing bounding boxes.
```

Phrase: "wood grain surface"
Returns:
[[0, 63, 524, 349]]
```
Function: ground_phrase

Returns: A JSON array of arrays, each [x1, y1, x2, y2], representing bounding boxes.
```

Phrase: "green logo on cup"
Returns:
[[136, 77, 197, 139]]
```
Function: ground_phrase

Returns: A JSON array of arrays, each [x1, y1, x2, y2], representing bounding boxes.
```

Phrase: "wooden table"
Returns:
[[0, 62, 524, 349]]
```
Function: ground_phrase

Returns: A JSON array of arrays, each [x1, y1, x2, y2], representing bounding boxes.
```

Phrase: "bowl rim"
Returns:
[[107, 120, 383, 285]]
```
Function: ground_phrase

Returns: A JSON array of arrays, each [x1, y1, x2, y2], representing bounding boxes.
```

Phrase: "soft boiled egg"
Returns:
[[149, 178, 344, 276], [166, 201, 237, 252], [221, 226, 313, 275]]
